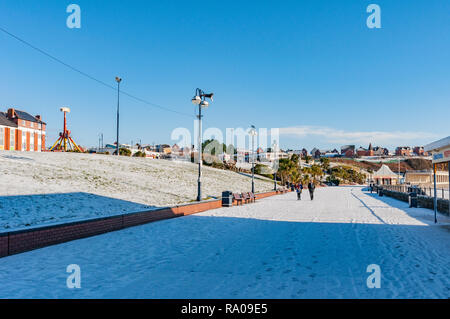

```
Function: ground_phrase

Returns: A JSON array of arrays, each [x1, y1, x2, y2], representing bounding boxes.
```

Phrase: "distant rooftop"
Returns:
[[424, 136, 450, 152], [12, 109, 46, 124], [0, 112, 17, 127]]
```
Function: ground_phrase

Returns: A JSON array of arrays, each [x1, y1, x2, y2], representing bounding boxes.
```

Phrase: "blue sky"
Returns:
[[0, 0, 449, 151]]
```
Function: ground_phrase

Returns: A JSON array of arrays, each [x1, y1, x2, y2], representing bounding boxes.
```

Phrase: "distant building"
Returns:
[[373, 146, 389, 156], [412, 146, 428, 156], [356, 143, 375, 157], [321, 149, 340, 158], [155, 144, 172, 154], [405, 170, 448, 188], [171, 144, 181, 155], [372, 164, 400, 185], [0, 108, 46, 152], [257, 150, 289, 162], [310, 148, 321, 159], [396, 146, 411, 156], [341, 145, 355, 157], [301, 148, 308, 158]]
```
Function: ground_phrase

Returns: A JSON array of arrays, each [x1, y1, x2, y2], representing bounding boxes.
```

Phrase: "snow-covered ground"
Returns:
[[0, 187, 448, 299], [0, 151, 273, 230]]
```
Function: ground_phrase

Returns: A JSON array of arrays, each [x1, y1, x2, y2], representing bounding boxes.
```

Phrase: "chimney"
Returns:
[[7, 108, 15, 119], [35, 115, 41, 121]]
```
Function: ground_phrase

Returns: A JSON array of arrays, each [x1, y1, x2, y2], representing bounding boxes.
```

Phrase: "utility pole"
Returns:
[[249, 125, 257, 194], [433, 163, 438, 224], [115, 77, 122, 156]]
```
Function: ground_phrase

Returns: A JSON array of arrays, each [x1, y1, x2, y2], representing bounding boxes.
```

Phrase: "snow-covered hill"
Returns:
[[0, 151, 273, 230]]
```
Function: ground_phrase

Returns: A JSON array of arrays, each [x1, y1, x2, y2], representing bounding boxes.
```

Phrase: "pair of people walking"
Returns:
[[295, 181, 315, 200]]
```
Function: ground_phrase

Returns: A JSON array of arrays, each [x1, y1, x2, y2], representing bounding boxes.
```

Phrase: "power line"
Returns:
[[0, 26, 194, 118]]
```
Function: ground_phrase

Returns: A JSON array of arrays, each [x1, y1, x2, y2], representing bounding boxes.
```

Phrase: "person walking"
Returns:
[[308, 181, 315, 200], [296, 183, 303, 200]]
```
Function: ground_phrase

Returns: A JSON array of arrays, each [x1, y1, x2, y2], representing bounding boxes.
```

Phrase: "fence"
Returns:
[[381, 185, 449, 200], [373, 185, 449, 217]]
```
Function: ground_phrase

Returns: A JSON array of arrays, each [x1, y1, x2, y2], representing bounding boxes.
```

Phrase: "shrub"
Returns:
[[119, 148, 131, 156], [133, 151, 146, 158]]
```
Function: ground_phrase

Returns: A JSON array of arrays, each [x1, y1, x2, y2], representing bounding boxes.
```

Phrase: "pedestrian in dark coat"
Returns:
[[296, 183, 303, 200], [308, 181, 315, 200]]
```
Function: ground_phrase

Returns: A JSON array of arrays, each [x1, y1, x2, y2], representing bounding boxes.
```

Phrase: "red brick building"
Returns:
[[412, 146, 428, 156], [356, 143, 375, 157], [0, 108, 46, 152], [395, 146, 411, 156], [341, 145, 355, 157]]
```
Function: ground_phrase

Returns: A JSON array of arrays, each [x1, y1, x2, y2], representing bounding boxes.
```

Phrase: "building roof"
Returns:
[[0, 112, 18, 127], [373, 164, 399, 178], [424, 136, 450, 152], [13, 109, 45, 124]]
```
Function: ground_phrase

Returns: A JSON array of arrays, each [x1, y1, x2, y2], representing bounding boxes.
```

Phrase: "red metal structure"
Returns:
[[49, 107, 83, 152]]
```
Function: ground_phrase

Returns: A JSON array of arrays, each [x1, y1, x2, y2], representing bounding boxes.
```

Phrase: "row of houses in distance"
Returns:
[[0, 108, 46, 152], [91, 141, 430, 162], [307, 144, 429, 159]]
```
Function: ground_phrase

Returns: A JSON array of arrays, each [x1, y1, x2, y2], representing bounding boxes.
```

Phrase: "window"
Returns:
[[0, 127, 4, 147], [10, 129, 15, 150], [30, 132, 34, 151], [22, 133, 26, 151]]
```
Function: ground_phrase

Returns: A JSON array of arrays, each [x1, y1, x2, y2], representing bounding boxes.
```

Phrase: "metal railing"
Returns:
[[380, 184, 449, 200]]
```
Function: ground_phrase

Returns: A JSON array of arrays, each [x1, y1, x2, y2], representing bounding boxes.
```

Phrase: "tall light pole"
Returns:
[[191, 88, 214, 201], [249, 125, 257, 193], [273, 141, 278, 191], [433, 163, 437, 224], [115, 77, 122, 156]]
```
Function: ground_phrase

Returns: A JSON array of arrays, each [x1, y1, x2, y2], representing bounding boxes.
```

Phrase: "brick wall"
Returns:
[[0, 191, 285, 258], [255, 191, 278, 199], [0, 233, 8, 258], [0, 199, 225, 258]]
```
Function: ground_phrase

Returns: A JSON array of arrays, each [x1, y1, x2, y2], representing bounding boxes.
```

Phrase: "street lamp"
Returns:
[[115, 77, 122, 156], [249, 125, 258, 194], [273, 141, 278, 191], [191, 88, 214, 201]]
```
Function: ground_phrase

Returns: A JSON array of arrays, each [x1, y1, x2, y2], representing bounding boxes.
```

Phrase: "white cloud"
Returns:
[[278, 126, 438, 146]]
